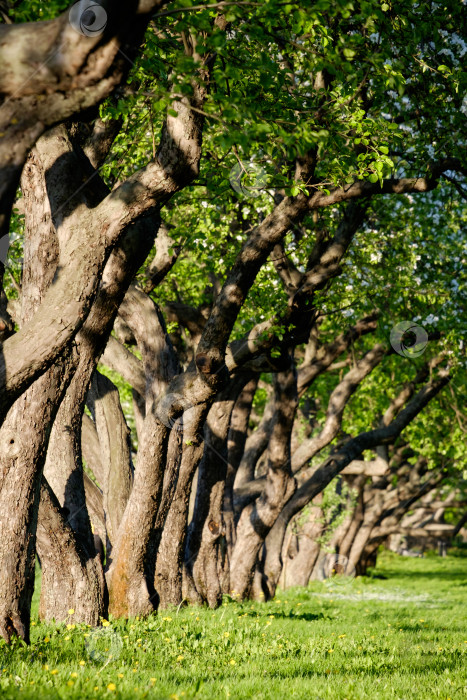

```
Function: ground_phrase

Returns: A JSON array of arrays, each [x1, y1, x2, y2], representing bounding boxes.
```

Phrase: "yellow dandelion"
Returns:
[[70, 672, 78, 678], [50, 669, 58, 675], [150, 678, 157, 683], [107, 683, 117, 691], [44, 637, 50, 643], [66, 624, 75, 630], [229, 659, 236, 665], [43, 665, 49, 671], [177, 655, 184, 661], [102, 620, 110, 627], [338, 634, 346, 638], [31, 622, 36, 626], [67, 680, 74, 687], [118, 673, 124, 678], [64, 636, 70, 641], [68, 609, 75, 615], [419, 619, 424, 622], [328, 649, 334, 653], [79, 660, 86, 666]]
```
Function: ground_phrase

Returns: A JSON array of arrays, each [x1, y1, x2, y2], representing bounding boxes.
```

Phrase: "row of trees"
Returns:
[[0, 0, 465, 643]]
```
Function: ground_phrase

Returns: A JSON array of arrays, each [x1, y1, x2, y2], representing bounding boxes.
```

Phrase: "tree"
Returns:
[[0, 0, 465, 642]]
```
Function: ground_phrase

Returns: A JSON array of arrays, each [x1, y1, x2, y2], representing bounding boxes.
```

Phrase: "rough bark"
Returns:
[[279, 499, 324, 590], [230, 367, 298, 599], [37, 480, 105, 624], [0, 0, 170, 238], [223, 377, 258, 568], [87, 372, 134, 550], [185, 375, 249, 607], [154, 406, 207, 608], [260, 369, 450, 597], [0, 358, 73, 642]]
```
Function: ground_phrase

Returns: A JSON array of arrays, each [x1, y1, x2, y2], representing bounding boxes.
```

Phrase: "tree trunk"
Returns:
[[37, 480, 105, 624], [0, 359, 73, 642], [155, 409, 206, 608], [38, 367, 106, 622], [281, 501, 324, 589], [185, 376, 248, 607], [87, 371, 134, 552], [230, 367, 298, 599], [222, 377, 258, 592]]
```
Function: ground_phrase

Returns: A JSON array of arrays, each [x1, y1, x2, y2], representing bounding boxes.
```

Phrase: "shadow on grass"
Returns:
[[241, 610, 329, 622], [378, 568, 467, 581]]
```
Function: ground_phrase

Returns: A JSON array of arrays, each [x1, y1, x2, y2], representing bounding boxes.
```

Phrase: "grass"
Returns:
[[0, 550, 466, 699]]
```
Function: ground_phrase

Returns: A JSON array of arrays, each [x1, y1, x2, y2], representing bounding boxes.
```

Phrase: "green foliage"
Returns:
[[2, 1, 465, 496]]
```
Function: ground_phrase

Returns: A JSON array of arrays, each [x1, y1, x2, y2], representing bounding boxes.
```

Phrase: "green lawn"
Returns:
[[1, 551, 466, 699]]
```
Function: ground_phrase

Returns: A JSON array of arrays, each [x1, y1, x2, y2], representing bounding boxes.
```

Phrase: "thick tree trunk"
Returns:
[[0, 359, 73, 642], [185, 376, 248, 607], [347, 497, 383, 575], [230, 368, 298, 599], [223, 377, 258, 590], [280, 501, 324, 589], [338, 481, 365, 559], [38, 370, 106, 623], [0, 146, 72, 642], [37, 480, 105, 624], [88, 372, 134, 552], [155, 409, 206, 608]]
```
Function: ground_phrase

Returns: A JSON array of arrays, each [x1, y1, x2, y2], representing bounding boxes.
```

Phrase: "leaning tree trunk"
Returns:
[[0, 146, 72, 642]]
